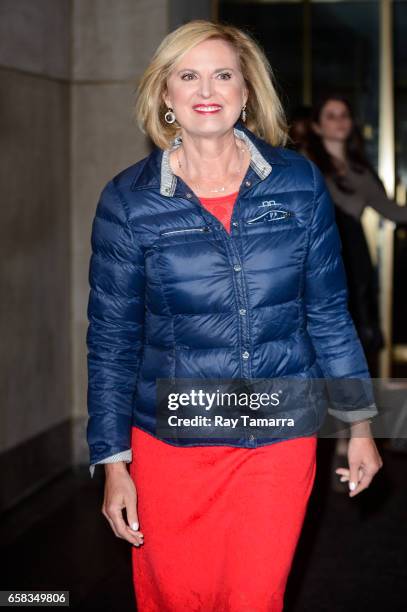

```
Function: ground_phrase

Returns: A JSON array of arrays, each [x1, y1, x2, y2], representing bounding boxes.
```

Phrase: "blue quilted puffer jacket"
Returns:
[[86, 121, 378, 476]]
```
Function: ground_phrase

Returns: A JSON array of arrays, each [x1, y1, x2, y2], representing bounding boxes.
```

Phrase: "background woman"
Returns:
[[86, 22, 382, 611], [304, 93, 407, 489], [305, 93, 407, 377]]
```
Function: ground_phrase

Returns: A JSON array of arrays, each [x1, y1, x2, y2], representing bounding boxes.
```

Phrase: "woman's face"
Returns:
[[163, 38, 248, 139], [312, 100, 353, 142]]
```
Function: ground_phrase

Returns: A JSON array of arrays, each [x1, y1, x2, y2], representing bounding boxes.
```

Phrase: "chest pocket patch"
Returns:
[[246, 208, 295, 224]]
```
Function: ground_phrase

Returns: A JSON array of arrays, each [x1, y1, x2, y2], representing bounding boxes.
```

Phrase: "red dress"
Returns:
[[130, 190, 317, 612]]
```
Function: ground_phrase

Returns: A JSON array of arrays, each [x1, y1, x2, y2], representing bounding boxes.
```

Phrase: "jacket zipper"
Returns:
[[160, 226, 211, 236]]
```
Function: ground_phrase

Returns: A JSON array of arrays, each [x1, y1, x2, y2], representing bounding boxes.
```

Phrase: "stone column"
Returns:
[[0, 0, 72, 510]]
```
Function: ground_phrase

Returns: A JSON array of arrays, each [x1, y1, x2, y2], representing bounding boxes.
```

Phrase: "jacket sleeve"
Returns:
[[363, 169, 407, 223], [89, 449, 132, 479], [304, 161, 378, 422], [86, 178, 145, 473]]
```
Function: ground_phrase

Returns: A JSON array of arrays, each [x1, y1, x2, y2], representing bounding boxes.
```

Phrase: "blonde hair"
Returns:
[[133, 20, 289, 150]]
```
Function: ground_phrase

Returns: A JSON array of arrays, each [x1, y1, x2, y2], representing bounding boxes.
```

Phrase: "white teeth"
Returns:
[[195, 106, 221, 111]]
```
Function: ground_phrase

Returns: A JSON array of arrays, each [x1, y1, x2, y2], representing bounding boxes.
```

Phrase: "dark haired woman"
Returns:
[[306, 94, 407, 378], [305, 94, 405, 491]]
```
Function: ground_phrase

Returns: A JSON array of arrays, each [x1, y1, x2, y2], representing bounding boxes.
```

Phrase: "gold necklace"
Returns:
[[175, 139, 249, 194]]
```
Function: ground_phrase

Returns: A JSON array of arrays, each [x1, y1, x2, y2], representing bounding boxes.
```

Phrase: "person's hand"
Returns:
[[335, 425, 383, 497], [101, 462, 144, 546]]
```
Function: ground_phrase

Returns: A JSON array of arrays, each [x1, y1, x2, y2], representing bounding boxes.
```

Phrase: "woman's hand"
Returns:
[[335, 421, 383, 497], [101, 463, 144, 546]]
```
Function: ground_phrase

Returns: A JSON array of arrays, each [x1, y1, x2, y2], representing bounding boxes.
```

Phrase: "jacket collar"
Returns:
[[131, 121, 289, 196]]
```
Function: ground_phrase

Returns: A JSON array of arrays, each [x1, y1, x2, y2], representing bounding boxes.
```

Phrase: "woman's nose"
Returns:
[[197, 77, 214, 98]]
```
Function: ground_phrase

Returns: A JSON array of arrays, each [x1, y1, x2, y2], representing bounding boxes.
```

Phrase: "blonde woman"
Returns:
[[86, 20, 382, 611]]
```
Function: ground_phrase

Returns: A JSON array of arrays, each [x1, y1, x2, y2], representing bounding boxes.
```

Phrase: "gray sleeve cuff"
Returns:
[[89, 448, 132, 478], [328, 403, 379, 423]]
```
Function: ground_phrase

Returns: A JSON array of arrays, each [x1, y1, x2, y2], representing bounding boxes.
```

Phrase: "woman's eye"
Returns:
[[218, 72, 232, 80], [181, 73, 196, 81]]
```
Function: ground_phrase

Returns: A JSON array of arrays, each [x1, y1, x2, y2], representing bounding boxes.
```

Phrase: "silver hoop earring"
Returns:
[[164, 107, 176, 124], [241, 104, 247, 123]]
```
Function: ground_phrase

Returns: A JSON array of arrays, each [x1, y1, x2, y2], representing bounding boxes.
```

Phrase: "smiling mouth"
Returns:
[[193, 105, 222, 114]]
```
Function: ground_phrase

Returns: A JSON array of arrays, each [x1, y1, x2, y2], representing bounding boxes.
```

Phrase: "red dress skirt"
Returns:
[[129, 191, 318, 611]]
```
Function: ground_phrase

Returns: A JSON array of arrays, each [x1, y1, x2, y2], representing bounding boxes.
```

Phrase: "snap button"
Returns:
[[186, 192, 192, 198], [242, 351, 250, 359], [248, 434, 255, 441], [233, 264, 242, 272], [239, 308, 246, 315], [245, 180, 251, 187], [232, 221, 238, 227]]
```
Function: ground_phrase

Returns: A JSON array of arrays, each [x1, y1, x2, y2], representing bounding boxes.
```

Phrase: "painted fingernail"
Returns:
[[349, 481, 356, 491], [131, 521, 139, 531]]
